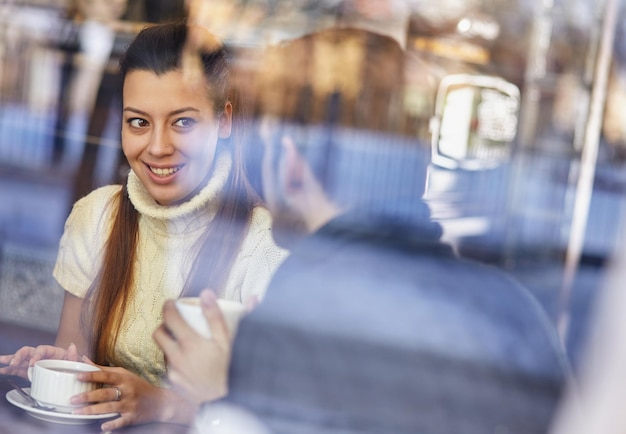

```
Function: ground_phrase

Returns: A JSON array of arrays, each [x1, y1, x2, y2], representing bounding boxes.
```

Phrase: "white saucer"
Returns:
[[6, 388, 118, 425]]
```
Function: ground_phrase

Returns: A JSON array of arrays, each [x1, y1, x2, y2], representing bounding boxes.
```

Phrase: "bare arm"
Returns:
[[55, 292, 89, 358]]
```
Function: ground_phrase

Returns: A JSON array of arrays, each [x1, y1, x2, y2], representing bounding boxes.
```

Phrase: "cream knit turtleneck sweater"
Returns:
[[53, 152, 286, 385]]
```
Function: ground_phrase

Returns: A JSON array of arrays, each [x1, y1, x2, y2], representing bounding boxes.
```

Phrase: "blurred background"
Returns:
[[0, 0, 624, 378]]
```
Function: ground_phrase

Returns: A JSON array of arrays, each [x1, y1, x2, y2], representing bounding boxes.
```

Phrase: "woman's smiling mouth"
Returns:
[[147, 164, 184, 177]]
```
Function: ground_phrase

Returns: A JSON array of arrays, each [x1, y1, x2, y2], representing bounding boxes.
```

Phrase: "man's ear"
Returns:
[[281, 137, 306, 195], [218, 102, 233, 138]]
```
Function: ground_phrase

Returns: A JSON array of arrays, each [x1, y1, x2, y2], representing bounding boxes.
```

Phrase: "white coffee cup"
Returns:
[[175, 297, 246, 339], [28, 359, 101, 413]]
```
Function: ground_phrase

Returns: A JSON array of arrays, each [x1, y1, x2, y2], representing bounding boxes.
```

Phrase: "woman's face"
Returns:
[[122, 69, 232, 206]]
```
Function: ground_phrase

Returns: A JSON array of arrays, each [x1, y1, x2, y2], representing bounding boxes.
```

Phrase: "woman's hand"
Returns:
[[71, 357, 196, 431], [153, 289, 232, 405], [0, 343, 79, 378]]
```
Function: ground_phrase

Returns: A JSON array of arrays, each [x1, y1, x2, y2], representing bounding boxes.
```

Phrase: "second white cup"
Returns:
[[175, 297, 246, 339]]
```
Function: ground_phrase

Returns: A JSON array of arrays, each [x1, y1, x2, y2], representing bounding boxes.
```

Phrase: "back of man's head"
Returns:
[[248, 28, 430, 224], [254, 28, 406, 133]]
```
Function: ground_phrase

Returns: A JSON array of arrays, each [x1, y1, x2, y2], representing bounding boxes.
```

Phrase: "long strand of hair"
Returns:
[[82, 182, 139, 365]]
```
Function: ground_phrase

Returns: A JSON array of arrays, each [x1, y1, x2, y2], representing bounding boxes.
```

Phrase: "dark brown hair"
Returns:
[[83, 22, 259, 366]]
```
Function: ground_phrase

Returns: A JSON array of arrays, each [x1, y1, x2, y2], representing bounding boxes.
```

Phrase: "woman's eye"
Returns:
[[173, 118, 197, 128], [128, 118, 148, 128]]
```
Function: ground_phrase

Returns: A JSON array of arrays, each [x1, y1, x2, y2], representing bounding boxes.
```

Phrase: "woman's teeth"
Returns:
[[149, 166, 181, 177]]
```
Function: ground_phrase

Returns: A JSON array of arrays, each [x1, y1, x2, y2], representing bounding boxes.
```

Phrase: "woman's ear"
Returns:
[[218, 102, 233, 138]]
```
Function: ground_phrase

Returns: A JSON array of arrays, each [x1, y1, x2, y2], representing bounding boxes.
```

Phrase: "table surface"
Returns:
[[0, 321, 189, 434]]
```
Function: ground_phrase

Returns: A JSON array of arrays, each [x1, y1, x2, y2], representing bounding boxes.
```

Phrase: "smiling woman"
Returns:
[[121, 68, 231, 206], [0, 22, 286, 432]]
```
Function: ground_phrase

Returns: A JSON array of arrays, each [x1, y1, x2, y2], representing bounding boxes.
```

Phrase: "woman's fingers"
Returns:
[[29, 345, 70, 365], [65, 343, 79, 361], [0, 345, 72, 378], [7, 346, 35, 366], [101, 414, 131, 432], [0, 353, 27, 377], [80, 355, 97, 366], [70, 393, 128, 432], [0, 353, 14, 365], [77, 366, 116, 385], [3, 344, 76, 366], [71, 385, 120, 408]]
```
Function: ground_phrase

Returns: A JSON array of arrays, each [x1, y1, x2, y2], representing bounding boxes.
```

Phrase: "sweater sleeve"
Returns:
[[52, 185, 120, 298]]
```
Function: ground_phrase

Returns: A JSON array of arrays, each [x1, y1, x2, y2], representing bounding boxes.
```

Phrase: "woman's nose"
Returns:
[[147, 127, 173, 156]]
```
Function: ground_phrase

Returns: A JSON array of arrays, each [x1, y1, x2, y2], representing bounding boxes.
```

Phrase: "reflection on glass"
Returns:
[[431, 74, 520, 170]]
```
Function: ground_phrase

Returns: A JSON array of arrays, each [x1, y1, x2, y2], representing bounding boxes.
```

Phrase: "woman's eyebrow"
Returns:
[[123, 106, 148, 116], [169, 107, 201, 116], [122, 107, 201, 116]]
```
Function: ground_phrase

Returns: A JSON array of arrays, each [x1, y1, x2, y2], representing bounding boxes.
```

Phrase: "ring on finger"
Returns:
[[112, 386, 121, 402]]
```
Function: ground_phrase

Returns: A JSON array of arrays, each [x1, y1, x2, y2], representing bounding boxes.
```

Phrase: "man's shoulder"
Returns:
[[261, 244, 564, 358]]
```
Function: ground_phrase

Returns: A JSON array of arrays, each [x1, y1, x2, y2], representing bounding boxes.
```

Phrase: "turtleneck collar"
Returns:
[[127, 151, 232, 233]]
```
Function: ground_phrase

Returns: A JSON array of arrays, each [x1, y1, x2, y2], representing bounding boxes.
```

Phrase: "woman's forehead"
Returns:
[[123, 69, 215, 114]]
